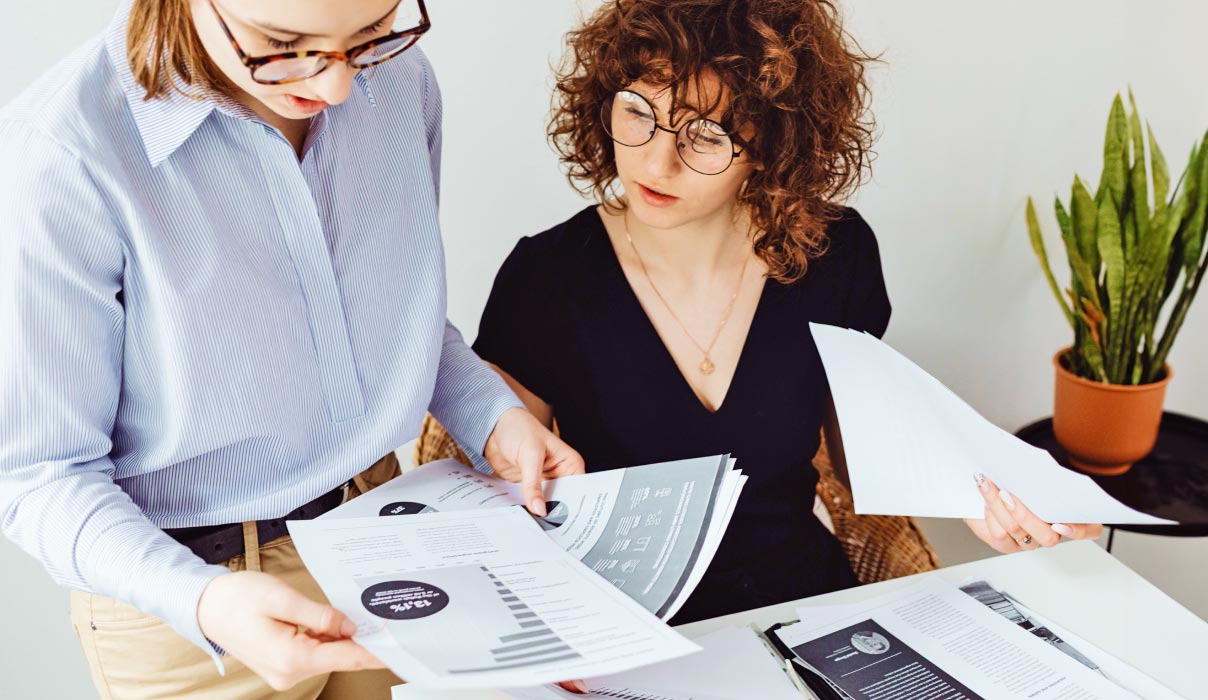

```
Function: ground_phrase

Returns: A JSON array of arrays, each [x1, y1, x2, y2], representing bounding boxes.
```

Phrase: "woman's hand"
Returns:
[[483, 407, 586, 516], [964, 473, 1103, 553], [198, 571, 386, 691]]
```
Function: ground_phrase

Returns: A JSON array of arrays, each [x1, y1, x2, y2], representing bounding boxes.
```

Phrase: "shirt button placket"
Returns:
[[258, 132, 365, 422]]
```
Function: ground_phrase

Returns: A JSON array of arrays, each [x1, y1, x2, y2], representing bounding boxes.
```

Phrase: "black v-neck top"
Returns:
[[473, 205, 891, 623]]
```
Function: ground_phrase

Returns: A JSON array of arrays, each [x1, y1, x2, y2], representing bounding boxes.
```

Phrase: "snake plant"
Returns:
[[1027, 91, 1208, 385]]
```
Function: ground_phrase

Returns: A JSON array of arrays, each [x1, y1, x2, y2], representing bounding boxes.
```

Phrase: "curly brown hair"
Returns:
[[550, 0, 876, 283]]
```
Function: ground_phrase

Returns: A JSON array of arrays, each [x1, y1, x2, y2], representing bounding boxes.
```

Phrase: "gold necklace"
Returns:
[[624, 210, 750, 376]]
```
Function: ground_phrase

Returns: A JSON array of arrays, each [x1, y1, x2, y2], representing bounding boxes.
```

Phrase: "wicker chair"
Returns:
[[413, 414, 939, 585]]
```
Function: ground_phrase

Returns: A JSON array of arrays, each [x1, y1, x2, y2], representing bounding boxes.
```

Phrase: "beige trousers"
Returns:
[[70, 454, 404, 700]]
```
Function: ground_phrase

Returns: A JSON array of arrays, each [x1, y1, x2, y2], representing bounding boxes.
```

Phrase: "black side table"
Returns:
[[1015, 411, 1208, 552]]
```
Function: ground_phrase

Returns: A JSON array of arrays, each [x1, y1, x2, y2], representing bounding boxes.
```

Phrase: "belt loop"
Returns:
[[242, 521, 262, 572]]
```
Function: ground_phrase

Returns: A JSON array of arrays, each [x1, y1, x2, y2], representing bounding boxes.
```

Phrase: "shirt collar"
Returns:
[[105, 2, 376, 168], [106, 4, 217, 168]]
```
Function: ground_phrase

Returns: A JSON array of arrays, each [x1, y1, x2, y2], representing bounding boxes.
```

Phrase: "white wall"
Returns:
[[3, 1, 1207, 698], [430, 0, 1208, 430], [3, 3, 124, 696], [841, 0, 1208, 432]]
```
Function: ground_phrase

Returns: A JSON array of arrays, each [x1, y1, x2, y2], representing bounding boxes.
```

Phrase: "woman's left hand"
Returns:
[[963, 473, 1103, 553]]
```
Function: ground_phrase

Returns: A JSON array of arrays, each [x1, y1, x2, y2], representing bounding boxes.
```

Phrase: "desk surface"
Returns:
[[395, 541, 1208, 699]]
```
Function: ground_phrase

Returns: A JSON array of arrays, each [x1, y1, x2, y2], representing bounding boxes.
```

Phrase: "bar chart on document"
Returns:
[[353, 556, 596, 680], [453, 565, 583, 674]]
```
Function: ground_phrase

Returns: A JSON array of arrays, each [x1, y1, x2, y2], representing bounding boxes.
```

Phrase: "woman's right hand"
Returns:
[[198, 571, 386, 690], [483, 407, 586, 516]]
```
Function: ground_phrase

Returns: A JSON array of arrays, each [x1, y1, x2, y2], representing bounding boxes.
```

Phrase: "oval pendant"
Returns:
[[699, 358, 715, 375]]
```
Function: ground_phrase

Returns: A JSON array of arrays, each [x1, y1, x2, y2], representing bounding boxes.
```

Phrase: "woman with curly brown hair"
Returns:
[[473, 0, 1103, 627]]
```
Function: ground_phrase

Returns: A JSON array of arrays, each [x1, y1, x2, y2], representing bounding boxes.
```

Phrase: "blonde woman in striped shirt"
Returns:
[[0, 1, 583, 697]]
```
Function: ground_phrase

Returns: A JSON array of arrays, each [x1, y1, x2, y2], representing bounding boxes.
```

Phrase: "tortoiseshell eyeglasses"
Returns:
[[208, 0, 431, 85]]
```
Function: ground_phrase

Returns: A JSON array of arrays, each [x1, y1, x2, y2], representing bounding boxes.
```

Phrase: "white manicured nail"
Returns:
[[1052, 523, 1075, 537]]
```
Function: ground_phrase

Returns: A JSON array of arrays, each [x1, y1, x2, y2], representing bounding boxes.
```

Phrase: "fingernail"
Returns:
[[530, 498, 547, 517], [974, 473, 986, 490], [1052, 523, 1074, 537], [341, 619, 358, 637], [573, 680, 590, 694], [999, 490, 1016, 511]]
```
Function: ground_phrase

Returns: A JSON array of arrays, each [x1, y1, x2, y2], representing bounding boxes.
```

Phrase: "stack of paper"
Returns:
[[288, 455, 746, 688], [772, 575, 1181, 699], [321, 455, 746, 620], [289, 508, 701, 688], [809, 323, 1173, 525]]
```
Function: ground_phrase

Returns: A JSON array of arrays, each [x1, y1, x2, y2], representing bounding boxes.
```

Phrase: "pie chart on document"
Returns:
[[536, 501, 569, 530], [378, 501, 438, 516]]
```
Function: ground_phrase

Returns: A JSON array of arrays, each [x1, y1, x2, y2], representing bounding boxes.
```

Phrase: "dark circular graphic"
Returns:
[[360, 580, 449, 620], [378, 501, 438, 516], [851, 631, 890, 654], [536, 501, 569, 530]]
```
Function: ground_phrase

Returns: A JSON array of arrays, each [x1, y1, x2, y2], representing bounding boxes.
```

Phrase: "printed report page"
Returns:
[[289, 507, 701, 689]]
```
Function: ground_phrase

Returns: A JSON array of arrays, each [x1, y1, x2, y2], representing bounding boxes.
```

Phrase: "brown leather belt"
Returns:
[[163, 485, 346, 565]]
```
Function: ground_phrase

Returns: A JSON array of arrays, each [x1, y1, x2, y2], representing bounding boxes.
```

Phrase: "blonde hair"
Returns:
[[126, 0, 233, 99]]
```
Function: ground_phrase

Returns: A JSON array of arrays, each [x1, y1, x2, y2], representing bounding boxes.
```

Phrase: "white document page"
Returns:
[[663, 470, 747, 621], [288, 508, 701, 689], [324, 456, 738, 618], [410, 626, 803, 700], [778, 577, 1140, 700], [1003, 593, 1186, 700], [809, 323, 1172, 525]]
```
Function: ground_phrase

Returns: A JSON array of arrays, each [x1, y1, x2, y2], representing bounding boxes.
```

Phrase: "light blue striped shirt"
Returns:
[[0, 6, 522, 661]]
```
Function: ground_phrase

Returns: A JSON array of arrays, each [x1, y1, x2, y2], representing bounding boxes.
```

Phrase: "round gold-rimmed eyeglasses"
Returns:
[[600, 90, 745, 175]]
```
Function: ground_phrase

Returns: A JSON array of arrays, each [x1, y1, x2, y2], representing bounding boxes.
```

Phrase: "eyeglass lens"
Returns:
[[250, 2, 425, 84], [603, 90, 735, 175]]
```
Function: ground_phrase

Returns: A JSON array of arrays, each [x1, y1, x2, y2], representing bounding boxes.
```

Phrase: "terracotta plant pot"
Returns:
[[1052, 349, 1172, 476]]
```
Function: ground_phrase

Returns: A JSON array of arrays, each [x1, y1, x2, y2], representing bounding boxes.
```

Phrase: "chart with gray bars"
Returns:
[[447, 566, 582, 675]]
